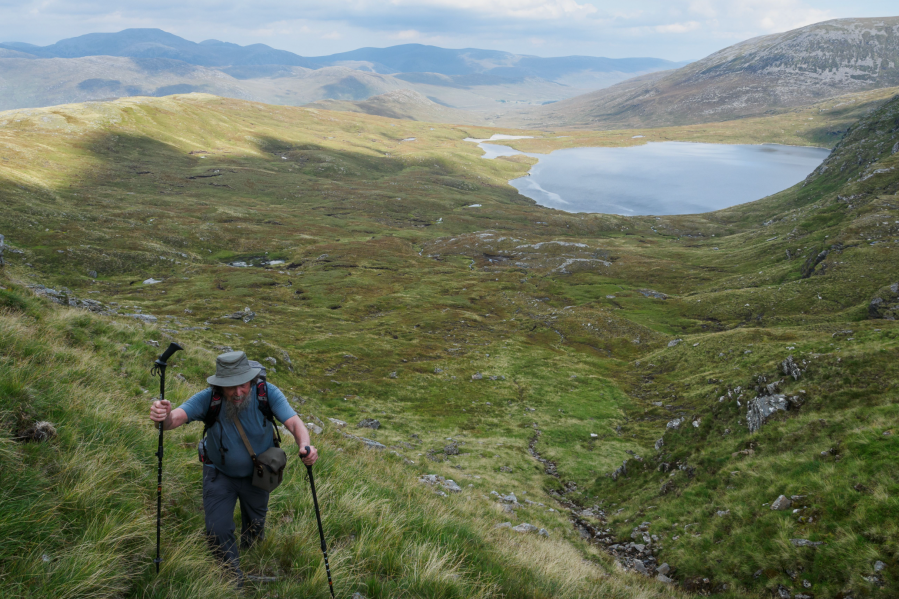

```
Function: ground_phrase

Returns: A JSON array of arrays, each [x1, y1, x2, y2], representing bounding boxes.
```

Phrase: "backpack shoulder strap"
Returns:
[[203, 388, 223, 436], [255, 379, 282, 447], [256, 379, 274, 421]]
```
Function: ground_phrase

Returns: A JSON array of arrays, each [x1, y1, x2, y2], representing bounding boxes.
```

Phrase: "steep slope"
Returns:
[[0, 93, 896, 597], [529, 17, 899, 129], [0, 278, 682, 598]]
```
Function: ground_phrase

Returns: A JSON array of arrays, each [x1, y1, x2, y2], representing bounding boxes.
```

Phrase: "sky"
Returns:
[[1, 0, 897, 61]]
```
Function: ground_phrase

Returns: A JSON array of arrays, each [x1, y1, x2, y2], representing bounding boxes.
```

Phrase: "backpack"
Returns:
[[198, 360, 282, 465]]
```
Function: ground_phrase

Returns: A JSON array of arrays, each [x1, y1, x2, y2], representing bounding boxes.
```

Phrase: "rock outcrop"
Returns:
[[869, 282, 899, 320], [747, 394, 790, 432]]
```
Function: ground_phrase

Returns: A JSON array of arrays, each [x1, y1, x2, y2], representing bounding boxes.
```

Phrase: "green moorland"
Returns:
[[0, 88, 897, 598]]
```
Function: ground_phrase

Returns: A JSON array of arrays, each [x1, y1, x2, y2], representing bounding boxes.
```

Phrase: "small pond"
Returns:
[[468, 136, 830, 215]]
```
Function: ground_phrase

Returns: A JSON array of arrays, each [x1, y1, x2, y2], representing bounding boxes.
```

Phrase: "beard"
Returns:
[[224, 393, 251, 420]]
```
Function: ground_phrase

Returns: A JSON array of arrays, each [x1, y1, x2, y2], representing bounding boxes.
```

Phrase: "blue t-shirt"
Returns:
[[179, 383, 297, 478]]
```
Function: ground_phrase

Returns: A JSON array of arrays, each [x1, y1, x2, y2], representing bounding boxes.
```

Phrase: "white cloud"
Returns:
[[389, 29, 421, 40], [388, 0, 598, 20], [684, 0, 832, 35], [655, 20, 701, 34]]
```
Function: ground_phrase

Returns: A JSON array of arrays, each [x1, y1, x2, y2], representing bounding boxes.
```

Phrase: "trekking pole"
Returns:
[[151, 342, 183, 574], [304, 446, 335, 597]]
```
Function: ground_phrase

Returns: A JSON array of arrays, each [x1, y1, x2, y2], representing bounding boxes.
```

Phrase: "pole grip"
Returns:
[[157, 342, 183, 364]]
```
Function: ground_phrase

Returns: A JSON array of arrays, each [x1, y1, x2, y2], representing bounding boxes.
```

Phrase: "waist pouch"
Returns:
[[231, 414, 287, 492], [253, 447, 287, 491]]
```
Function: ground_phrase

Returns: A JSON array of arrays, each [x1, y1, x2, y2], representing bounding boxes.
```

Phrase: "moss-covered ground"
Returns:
[[0, 90, 897, 598]]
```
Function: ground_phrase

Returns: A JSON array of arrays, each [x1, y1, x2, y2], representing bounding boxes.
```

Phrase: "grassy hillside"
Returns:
[[0, 92, 897, 598], [1, 284, 685, 598]]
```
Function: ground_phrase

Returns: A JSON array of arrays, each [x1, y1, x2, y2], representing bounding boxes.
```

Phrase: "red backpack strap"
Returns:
[[203, 388, 223, 436], [255, 380, 281, 447]]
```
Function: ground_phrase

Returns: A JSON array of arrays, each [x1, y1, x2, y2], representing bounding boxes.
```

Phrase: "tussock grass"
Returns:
[[0, 280, 690, 597]]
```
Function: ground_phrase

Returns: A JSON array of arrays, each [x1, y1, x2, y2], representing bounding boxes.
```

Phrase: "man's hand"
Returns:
[[151, 400, 171, 423], [150, 401, 187, 430], [299, 445, 319, 466]]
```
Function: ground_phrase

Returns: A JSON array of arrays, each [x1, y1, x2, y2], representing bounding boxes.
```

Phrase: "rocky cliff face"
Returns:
[[539, 17, 899, 129]]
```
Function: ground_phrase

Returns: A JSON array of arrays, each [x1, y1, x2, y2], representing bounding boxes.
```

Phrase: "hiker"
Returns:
[[149, 350, 317, 582]]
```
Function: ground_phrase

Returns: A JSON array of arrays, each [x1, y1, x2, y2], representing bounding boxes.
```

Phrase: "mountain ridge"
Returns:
[[518, 16, 899, 129], [0, 29, 685, 80]]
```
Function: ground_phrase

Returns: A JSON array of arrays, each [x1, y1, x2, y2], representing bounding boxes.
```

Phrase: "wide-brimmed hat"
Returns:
[[206, 351, 261, 387]]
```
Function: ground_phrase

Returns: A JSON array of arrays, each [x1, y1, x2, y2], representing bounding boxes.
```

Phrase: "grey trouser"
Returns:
[[202, 465, 270, 579]]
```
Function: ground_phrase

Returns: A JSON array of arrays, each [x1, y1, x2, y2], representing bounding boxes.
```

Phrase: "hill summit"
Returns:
[[530, 16, 899, 129]]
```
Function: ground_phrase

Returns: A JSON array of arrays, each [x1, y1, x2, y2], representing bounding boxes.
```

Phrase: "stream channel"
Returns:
[[466, 135, 830, 216]]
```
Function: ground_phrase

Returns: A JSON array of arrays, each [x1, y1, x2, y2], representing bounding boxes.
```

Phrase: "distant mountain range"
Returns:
[[516, 17, 899, 129]]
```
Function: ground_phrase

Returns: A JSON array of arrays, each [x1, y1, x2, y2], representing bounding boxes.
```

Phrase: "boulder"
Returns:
[[279, 350, 294, 372], [125, 313, 158, 323], [443, 479, 462, 493], [782, 355, 802, 380], [771, 495, 792, 510], [656, 574, 674, 584], [306, 422, 323, 435], [225, 307, 255, 323], [611, 460, 628, 481], [264, 357, 277, 365], [494, 522, 512, 529], [538, 528, 549, 537], [471, 372, 483, 380], [667, 339, 682, 348], [868, 282, 899, 320], [633, 560, 648, 574], [358, 437, 385, 450], [358, 418, 381, 430], [656, 563, 671, 575], [444, 443, 459, 456], [654, 438, 664, 450], [747, 394, 790, 432], [512, 523, 538, 533], [328, 417, 347, 428], [640, 289, 668, 300], [666, 418, 683, 430], [499, 492, 518, 504]]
